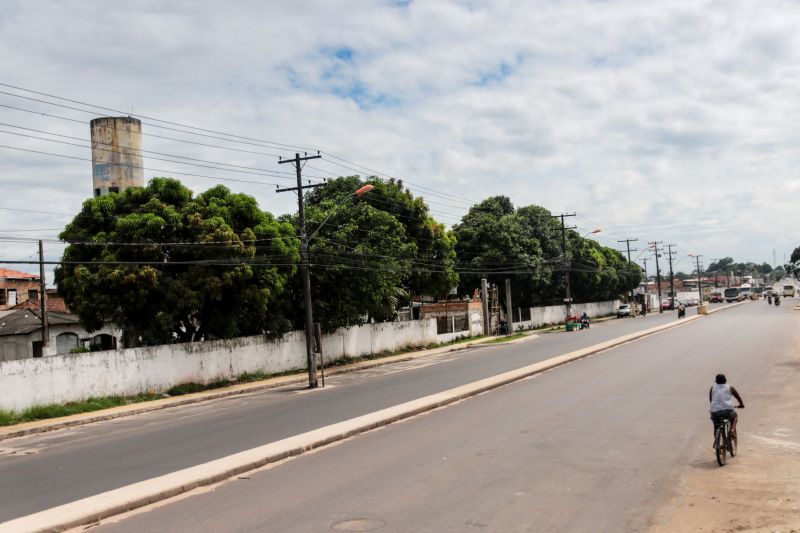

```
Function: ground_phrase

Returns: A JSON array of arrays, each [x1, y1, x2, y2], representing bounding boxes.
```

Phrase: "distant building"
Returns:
[[0, 268, 40, 311], [0, 306, 118, 361]]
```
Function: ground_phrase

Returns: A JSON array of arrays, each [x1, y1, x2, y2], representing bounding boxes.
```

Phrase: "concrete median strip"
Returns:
[[0, 303, 745, 533]]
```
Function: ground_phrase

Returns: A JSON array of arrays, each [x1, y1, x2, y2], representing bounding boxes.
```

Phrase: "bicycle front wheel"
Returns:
[[715, 427, 727, 466]]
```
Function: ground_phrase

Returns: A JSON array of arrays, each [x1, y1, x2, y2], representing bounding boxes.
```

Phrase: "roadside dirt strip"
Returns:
[[650, 312, 800, 533], [0, 305, 742, 533]]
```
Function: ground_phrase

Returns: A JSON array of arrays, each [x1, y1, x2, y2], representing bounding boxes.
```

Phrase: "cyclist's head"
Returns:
[[715, 373, 727, 384]]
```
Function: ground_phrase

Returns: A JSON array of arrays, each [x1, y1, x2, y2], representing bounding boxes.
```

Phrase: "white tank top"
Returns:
[[709, 383, 735, 412]]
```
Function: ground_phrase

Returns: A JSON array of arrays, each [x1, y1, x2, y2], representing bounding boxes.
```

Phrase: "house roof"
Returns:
[[13, 295, 71, 314], [0, 268, 39, 280], [0, 310, 80, 336]]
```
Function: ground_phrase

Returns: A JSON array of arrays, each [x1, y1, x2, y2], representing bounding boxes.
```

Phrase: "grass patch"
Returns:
[[483, 332, 530, 344], [0, 392, 161, 427]]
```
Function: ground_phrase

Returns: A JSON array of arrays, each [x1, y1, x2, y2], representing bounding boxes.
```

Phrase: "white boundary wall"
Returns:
[[0, 319, 439, 412], [0, 299, 619, 411], [512, 300, 620, 331]]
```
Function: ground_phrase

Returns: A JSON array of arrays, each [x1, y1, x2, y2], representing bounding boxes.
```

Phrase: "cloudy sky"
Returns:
[[1, 0, 799, 282]]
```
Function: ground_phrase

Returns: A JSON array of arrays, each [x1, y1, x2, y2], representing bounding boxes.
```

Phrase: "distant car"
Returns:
[[710, 294, 724, 303], [661, 300, 672, 311], [617, 304, 631, 317]]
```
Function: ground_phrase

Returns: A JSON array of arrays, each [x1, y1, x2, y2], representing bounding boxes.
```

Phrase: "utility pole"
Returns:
[[666, 244, 677, 310], [505, 278, 513, 335], [553, 213, 577, 316], [38, 240, 49, 355], [277, 152, 324, 389], [481, 278, 490, 336], [694, 254, 704, 304], [618, 238, 638, 304], [641, 257, 650, 315], [649, 241, 664, 312]]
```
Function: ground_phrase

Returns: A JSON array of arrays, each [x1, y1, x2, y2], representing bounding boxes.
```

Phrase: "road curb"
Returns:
[[0, 307, 745, 533]]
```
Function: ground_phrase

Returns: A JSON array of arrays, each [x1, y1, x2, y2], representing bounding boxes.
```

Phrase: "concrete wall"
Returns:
[[0, 300, 620, 411], [511, 300, 620, 331], [0, 319, 440, 412]]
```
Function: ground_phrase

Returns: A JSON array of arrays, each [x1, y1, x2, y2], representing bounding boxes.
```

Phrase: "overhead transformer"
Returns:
[[90, 116, 144, 197]]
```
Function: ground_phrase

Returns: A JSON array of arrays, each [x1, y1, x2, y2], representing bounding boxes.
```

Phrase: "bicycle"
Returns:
[[712, 410, 738, 466]]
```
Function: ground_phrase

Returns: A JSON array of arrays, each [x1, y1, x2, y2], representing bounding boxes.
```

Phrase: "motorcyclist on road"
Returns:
[[775, 294, 781, 306], [580, 312, 590, 329], [768, 294, 773, 304], [677, 302, 686, 319]]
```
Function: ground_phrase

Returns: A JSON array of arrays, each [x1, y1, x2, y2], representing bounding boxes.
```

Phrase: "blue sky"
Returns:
[[1, 0, 799, 282]]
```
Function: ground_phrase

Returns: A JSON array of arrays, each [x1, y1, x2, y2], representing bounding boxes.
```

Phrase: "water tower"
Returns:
[[90, 117, 144, 197]]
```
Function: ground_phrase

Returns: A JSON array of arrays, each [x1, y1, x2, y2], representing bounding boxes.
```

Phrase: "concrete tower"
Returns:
[[90, 116, 144, 197]]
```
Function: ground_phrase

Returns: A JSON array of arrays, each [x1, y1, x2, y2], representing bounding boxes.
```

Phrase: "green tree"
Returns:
[[453, 196, 544, 307], [55, 178, 298, 346], [305, 176, 458, 301], [278, 177, 432, 331]]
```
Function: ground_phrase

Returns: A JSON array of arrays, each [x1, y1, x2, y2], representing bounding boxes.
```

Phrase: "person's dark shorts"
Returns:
[[710, 409, 737, 424]]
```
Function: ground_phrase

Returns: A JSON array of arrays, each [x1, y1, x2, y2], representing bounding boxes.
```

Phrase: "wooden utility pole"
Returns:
[[552, 213, 577, 316], [618, 237, 638, 304], [505, 278, 513, 336], [694, 255, 704, 303], [649, 241, 664, 312], [481, 278, 490, 336], [666, 244, 677, 310], [277, 152, 324, 389], [38, 240, 49, 354]]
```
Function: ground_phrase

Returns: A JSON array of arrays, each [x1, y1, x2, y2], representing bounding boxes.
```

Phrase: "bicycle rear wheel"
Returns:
[[715, 426, 727, 466]]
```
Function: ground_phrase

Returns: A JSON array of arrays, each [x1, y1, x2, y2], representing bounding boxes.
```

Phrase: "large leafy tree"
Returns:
[[454, 197, 640, 306], [285, 176, 455, 331], [55, 178, 298, 346], [569, 237, 640, 302], [453, 196, 544, 307]]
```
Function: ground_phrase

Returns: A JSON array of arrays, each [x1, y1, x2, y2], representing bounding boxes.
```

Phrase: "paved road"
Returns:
[[89, 300, 798, 532], [0, 306, 721, 522]]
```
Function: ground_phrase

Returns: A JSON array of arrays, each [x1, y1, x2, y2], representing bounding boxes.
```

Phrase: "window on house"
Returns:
[[0, 289, 5, 306], [32, 341, 43, 358], [94, 188, 101, 197], [28, 289, 38, 301], [108, 186, 119, 193], [7, 289, 17, 306]]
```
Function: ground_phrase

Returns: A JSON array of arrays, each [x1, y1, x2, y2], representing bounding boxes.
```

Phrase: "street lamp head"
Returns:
[[590, 228, 602, 234], [355, 184, 375, 197]]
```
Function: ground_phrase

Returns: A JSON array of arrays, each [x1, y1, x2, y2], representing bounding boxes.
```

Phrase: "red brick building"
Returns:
[[0, 268, 41, 311]]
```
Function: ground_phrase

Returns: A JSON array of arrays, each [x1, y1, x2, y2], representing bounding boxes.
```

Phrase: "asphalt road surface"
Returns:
[[0, 305, 725, 523], [87, 300, 799, 532]]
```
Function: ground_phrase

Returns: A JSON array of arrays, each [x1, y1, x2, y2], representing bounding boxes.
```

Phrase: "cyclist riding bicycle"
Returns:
[[709, 373, 744, 442]]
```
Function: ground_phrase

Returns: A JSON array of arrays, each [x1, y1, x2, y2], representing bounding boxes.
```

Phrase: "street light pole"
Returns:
[[278, 152, 322, 389], [276, 170, 374, 390]]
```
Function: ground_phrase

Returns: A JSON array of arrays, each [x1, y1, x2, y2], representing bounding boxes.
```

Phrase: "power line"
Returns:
[[0, 144, 284, 187]]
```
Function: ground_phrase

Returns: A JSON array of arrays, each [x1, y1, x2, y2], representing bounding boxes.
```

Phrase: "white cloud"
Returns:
[[0, 0, 798, 282]]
